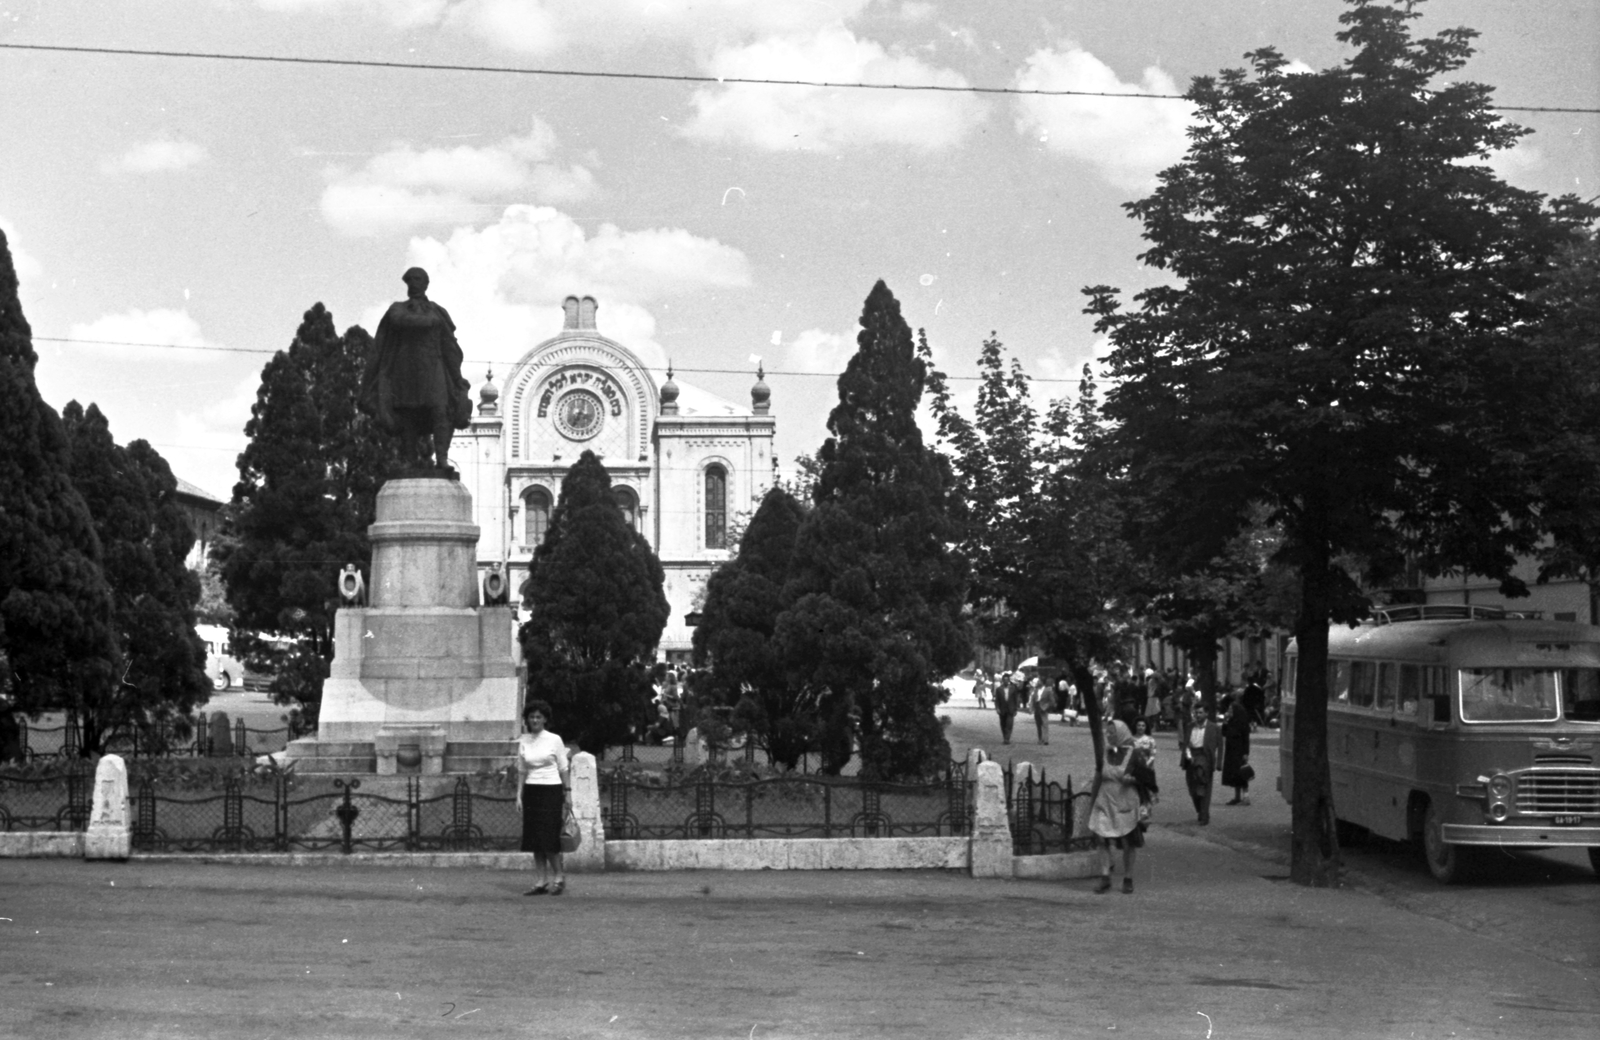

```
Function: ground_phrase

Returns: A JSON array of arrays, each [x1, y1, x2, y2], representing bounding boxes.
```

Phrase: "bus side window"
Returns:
[[1329, 660, 1352, 703], [1375, 662, 1397, 712], [1398, 664, 1421, 716], [1426, 666, 1451, 724], [1349, 661, 1376, 708]]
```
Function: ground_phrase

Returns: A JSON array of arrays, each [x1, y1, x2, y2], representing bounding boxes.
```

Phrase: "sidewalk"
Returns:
[[4, 825, 1597, 1038]]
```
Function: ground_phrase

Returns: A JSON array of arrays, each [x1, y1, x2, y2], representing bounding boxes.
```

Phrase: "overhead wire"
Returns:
[[2, 42, 1596, 113]]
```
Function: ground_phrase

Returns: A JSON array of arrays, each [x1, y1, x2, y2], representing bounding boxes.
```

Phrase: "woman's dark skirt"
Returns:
[[521, 783, 564, 856]]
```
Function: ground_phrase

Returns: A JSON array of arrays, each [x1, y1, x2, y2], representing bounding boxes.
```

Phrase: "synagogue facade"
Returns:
[[452, 295, 776, 660]]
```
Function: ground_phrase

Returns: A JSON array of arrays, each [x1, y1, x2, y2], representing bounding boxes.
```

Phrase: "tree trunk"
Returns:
[[1192, 642, 1219, 714], [1071, 662, 1105, 776], [1289, 538, 1341, 886]]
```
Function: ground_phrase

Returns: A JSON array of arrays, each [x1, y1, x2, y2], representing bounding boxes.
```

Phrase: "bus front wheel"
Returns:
[[212, 672, 231, 691], [1422, 801, 1477, 884]]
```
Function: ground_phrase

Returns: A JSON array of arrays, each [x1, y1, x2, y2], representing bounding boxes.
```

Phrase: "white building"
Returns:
[[452, 295, 777, 661]]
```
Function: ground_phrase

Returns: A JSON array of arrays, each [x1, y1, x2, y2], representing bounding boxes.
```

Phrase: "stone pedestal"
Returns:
[[284, 478, 520, 775], [85, 754, 131, 860]]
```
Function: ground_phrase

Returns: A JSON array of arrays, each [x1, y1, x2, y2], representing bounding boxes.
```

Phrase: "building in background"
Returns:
[[172, 477, 224, 573], [453, 295, 776, 662]]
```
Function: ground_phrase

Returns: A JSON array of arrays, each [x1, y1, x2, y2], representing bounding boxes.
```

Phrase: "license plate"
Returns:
[[1553, 814, 1583, 826]]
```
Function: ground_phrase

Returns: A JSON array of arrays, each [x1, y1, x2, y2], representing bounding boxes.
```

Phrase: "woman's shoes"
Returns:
[[1122, 877, 1134, 894], [1225, 798, 1243, 805], [1094, 876, 1112, 894], [550, 879, 566, 896], [524, 883, 550, 896]]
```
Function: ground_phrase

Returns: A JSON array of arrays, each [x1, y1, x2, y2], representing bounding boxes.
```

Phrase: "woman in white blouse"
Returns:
[[516, 699, 571, 895]]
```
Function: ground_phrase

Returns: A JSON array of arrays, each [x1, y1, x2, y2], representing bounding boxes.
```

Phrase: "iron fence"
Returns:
[[1004, 767, 1096, 855], [130, 776, 521, 854], [0, 765, 92, 832], [600, 767, 969, 840]]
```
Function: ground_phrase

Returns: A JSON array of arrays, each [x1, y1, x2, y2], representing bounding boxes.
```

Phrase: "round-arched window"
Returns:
[[523, 486, 552, 548], [705, 464, 727, 550]]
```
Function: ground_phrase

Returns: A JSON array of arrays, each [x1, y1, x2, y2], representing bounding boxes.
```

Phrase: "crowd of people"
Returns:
[[973, 659, 1276, 894]]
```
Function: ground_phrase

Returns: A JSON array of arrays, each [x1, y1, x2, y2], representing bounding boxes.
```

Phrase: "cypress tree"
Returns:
[[520, 450, 669, 753], [61, 402, 209, 752], [0, 230, 117, 727], [776, 281, 970, 781], [693, 485, 815, 769], [215, 305, 403, 724]]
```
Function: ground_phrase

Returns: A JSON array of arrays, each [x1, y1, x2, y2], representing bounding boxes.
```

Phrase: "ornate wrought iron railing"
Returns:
[[0, 764, 92, 832], [599, 769, 969, 841], [130, 776, 520, 854]]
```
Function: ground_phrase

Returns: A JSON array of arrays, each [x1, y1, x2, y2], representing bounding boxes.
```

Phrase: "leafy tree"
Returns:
[[693, 485, 817, 769], [61, 401, 209, 753], [928, 346, 1140, 769], [1085, 0, 1597, 885], [1530, 231, 1600, 611], [775, 281, 969, 781], [0, 230, 118, 729], [214, 305, 404, 726], [520, 450, 669, 753]]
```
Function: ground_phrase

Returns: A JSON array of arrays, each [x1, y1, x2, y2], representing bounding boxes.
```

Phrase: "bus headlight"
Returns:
[[1488, 774, 1512, 800], [1489, 802, 1510, 822]]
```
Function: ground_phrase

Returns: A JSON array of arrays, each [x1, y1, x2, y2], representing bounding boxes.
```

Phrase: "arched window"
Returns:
[[523, 487, 551, 548], [612, 486, 639, 531], [705, 464, 727, 550]]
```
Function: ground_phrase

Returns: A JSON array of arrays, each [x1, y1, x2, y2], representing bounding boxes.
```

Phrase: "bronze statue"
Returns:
[[359, 267, 472, 472]]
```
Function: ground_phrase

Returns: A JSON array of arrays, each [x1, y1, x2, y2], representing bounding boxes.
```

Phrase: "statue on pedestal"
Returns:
[[359, 267, 471, 473]]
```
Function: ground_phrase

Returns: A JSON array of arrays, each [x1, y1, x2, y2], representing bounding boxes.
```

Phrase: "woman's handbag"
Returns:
[[559, 808, 582, 853], [1240, 762, 1256, 784]]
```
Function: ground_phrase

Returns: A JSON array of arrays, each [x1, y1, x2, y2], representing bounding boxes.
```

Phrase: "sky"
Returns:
[[1, 0, 1595, 504]]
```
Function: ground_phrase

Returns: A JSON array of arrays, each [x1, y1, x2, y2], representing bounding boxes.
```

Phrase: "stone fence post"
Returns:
[[566, 751, 605, 872], [85, 754, 130, 861], [969, 759, 1012, 878]]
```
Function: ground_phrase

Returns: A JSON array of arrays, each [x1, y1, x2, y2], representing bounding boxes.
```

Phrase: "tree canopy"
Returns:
[[520, 450, 669, 753], [62, 401, 208, 753], [0, 230, 118, 723], [1086, 0, 1598, 885], [693, 485, 816, 768], [775, 280, 969, 781], [214, 304, 404, 725]]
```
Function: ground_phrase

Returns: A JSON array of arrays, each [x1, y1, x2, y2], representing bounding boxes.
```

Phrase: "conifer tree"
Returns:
[[0, 230, 117, 727], [61, 401, 208, 752], [215, 305, 403, 724], [520, 450, 669, 752], [693, 485, 816, 769], [776, 281, 969, 780]]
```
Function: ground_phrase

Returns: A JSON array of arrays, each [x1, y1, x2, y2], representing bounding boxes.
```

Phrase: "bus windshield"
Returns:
[[1459, 668, 1558, 723]]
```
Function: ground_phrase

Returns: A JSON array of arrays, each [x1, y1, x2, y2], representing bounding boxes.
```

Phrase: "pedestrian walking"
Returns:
[[1088, 720, 1154, 894], [1181, 704, 1221, 825], [516, 699, 571, 896], [1028, 676, 1054, 744], [993, 672, 1021, 745], [973, 669, 990, 710], [1221, 700, 1254, 805]]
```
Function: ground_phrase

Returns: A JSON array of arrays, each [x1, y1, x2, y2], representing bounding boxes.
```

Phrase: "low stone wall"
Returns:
[[606, 836, 968, 871], [0, 831, 84, 857], [4, 750, 1073, 880]]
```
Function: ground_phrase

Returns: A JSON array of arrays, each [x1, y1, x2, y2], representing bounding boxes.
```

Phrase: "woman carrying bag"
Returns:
[[517, 699, 572, 896], [1087, 720, 1154, 894]]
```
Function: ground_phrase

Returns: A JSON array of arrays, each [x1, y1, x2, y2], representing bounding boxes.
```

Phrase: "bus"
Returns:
[[1280, 604, 1600, 882], [197, 624, 243, 691]]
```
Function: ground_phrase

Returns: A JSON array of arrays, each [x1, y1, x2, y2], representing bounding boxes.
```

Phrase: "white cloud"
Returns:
[[367, 204, 752, 371], [682, 25, 988, 152], [898, 2, 935, 22], [101, 138, 209, 175], [1013, 45, 1195, 191], [67, 308, 218, 360], [321, 124, 596, 236], [250, 0, 868, 53], [1487, 141, 1544, 185], [785, 328, 853, 375]]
